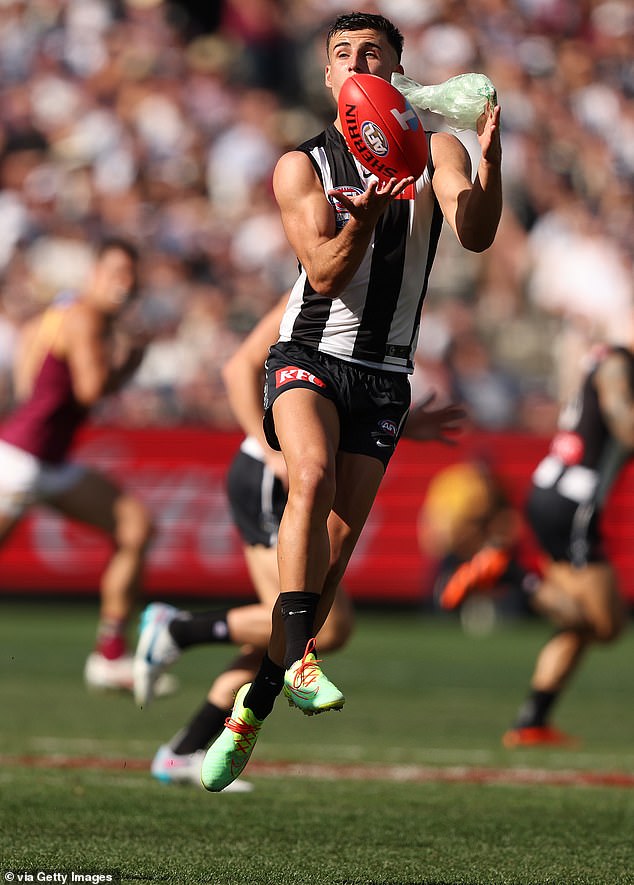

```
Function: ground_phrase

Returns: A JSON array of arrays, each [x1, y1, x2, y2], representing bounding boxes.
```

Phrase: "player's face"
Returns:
[[325, 29, 403, 102], [92, 248, 138, 313]]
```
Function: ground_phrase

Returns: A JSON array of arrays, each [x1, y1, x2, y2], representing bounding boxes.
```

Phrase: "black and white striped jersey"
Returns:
[[278, 124, 443, 373]]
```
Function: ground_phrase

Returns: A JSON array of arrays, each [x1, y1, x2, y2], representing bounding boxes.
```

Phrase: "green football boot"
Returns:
[[283, 639, 345, 715], [201, 683, 262, 792]]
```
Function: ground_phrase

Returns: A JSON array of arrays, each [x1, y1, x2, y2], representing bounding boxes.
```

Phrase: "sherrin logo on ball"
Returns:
[[338, 73, 428, 181]]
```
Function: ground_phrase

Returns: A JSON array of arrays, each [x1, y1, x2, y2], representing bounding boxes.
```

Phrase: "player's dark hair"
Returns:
[[326, 12, 404, 62], [95, 236, 140, 298], [97, 236, 139, 265]]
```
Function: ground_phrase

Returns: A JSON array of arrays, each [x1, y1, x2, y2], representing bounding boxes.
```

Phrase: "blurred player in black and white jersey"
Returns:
[[200, 10, 502, 792], [441, 344, 631, 746]]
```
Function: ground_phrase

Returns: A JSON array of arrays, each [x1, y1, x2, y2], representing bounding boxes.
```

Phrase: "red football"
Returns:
[[338, 74, 428, 181]]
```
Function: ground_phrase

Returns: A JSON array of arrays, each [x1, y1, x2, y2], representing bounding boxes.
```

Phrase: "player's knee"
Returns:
[[316, 586, 354, 652], [593, 614, 625, 643], [212, 669, 251, 699], [289, 459, 335, 514], [317, 612, 354, 652], [115, 497, 155, 552]]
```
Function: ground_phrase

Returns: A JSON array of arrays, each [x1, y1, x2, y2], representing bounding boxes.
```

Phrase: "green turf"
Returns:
[[1, 601, 633, 885]]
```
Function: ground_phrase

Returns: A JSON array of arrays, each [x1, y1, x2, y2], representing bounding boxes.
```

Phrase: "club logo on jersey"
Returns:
[[372, 418, 398, 449], [275, 366, 327, 389], [550, 431, 584, 465], [361, 120, 389, 157], [330, 186, 364, 228]]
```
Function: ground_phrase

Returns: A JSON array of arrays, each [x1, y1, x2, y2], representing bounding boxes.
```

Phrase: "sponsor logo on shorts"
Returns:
[[275, 366, 326, 389], [550, 431, 584, 465], [372, 418, 398, 449]]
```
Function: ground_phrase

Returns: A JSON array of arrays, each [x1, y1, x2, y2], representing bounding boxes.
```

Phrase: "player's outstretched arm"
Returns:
[[222, 296, 286, 455], [594, 351, 634, 450], [430, 104, 502, 253]]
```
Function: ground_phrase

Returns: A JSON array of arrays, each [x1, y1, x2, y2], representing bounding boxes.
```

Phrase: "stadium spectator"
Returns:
[[0, 237, 156, 692], [198, 10, 501, 793], [440, 343, 632, 746], [0, 0, 631, 432]]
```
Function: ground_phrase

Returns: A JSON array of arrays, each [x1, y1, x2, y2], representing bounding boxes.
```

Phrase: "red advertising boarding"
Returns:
[[1, 426, 633, 602]]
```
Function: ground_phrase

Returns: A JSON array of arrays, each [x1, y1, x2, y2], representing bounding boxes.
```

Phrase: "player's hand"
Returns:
[[328, 175, 414, 226], [403, 392, 466, 444], [477, 104, 501, 165]]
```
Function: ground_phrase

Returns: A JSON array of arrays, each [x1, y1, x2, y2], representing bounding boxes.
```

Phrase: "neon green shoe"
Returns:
[[283, 639, 345, 716], [200, 683, 262, 792]]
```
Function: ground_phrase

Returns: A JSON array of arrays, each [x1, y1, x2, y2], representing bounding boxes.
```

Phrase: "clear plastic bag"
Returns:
[[391, 72, 497, 132]]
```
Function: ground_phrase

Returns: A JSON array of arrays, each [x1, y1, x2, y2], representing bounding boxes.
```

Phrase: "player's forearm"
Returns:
[[596, 358, 634, 448], [306, 218, 375, 298], [222, 350, 272, 447], [455, 158, 502, 252], [604, 407, 634, 450], [225, 371, 270, 448], [105, 347, 145, 393]]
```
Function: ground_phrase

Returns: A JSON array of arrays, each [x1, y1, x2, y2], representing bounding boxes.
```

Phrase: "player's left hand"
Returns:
[[477, 104, 501, 165], [403, 392, 466, 443]]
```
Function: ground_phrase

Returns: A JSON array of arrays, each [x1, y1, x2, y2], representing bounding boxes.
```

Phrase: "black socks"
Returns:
[[514, 689, 558, 729], [280, 590, 320, 668], [168, 610, 230, 648], [171, 700, 229, 754], [243, 654, 285, 721]]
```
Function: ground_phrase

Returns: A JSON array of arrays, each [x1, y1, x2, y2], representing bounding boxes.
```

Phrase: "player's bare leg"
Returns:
[[504, 561, 626, 748], [50, 469, 153, 689]]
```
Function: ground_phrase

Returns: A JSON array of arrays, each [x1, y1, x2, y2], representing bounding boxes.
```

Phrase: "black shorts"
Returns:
[[226, 448, 287, 548], [263, 341, 411, 469], [525, 484, 604, 565]]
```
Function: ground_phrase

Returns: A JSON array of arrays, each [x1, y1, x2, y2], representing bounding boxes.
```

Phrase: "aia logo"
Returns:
[[390, 101, 420, 132], [372, 418, 398, 449], [276, 366, 326, 389], [361, 120, 389, 156], [551, 431, 584, 465]]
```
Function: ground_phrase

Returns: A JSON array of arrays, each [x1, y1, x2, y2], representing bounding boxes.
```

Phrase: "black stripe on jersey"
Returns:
[[291, 127, 364, 348], [404, 132, 441, 359]]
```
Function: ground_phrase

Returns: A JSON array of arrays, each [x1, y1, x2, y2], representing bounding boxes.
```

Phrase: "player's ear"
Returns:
[[325, 65, 332, 88], [395, 63, 404, 75]]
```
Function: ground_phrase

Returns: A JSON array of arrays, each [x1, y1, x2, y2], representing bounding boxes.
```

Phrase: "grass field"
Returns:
[[1, 600, 633, 885]]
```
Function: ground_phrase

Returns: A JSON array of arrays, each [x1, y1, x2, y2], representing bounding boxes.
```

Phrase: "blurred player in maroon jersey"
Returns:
[[0, 238, 155, 692]]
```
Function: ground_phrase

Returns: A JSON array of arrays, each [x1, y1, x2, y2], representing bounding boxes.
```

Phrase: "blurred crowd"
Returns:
[[0, 0, 632, 432]]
